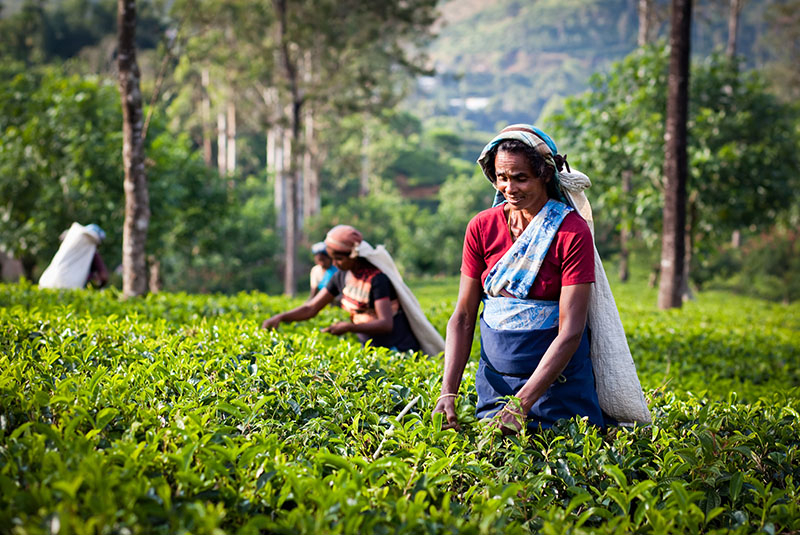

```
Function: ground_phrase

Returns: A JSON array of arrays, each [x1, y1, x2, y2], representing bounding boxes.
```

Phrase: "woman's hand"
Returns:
[[322, 321, 352, 335], [261, 315, 281, 330], [433, 395, 460, 431], [493, 403, 525, 436], [260, 290, 335, 331]]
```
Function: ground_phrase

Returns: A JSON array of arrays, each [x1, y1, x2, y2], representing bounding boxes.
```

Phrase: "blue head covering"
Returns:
[[86, 223, 106, 242], [311, 241, 328, 256]]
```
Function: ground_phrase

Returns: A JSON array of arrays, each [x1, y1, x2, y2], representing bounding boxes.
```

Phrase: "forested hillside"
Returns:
[[411, 0, 783, 130]]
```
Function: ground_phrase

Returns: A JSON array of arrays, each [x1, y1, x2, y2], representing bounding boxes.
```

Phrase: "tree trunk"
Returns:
[[283, 119, 298, 297], [302, 108, 320, 221], [217, 110, 227, 175], [272, 125, 287, 232], [658, 0, 691, 310], [619, 170, 632, 282], [226, 100, 236, 175], [681, 193, 697, 301], [118, 0, 149, 298], [264, 89, 287, 233], [638, 0, 652, 46], [0, 250, 24, 282], [201, 68, 212, 166], [731, 229, 741, 248], [275, 0, 302, 297], [148, 255, 162, 294], [267, 126, 276, 175], [360, 129, 370, 197], [726, 0, 742, 59]]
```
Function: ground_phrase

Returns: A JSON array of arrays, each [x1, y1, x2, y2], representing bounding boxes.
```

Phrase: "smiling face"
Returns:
[[494, 150, 550, 213]]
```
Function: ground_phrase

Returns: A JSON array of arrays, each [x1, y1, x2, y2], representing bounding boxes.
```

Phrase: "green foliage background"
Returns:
[[1, 0, 799, 301]]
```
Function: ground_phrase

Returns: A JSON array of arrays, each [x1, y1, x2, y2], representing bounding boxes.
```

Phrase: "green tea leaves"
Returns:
[[1, 281, 798, 533]]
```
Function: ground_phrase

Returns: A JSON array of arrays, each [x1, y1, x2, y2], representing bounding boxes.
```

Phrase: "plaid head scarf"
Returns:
[[477, 124, 569, 207]]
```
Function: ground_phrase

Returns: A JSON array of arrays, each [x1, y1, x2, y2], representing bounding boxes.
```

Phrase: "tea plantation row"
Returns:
[[1, 280, 798, 534]]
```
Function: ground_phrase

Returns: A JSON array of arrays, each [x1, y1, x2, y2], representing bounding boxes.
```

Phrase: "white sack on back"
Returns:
[[38, 223, 102, 289], [561, 169, 652, 425]]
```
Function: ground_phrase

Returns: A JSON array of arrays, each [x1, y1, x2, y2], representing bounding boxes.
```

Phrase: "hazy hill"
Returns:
[[410, 0, 779, 131]]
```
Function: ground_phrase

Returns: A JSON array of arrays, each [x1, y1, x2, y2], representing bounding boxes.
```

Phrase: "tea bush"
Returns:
[[1, 280, 798, 534]]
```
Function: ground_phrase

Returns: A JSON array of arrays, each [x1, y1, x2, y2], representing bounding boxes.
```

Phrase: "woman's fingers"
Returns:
[[322, 322, 347, 335], [495, 406, 524, 436], [433, 399, 461, 431], [443, 416, 461, 431]]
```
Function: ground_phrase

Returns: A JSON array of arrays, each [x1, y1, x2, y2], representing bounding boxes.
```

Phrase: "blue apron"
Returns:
[[476, 315, 604, 428], [477, 200, 604, 429]]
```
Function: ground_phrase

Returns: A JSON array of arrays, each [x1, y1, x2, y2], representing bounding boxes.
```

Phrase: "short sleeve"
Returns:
[[369, 273, 394, 303], [461, 216, 486, 279], [558, 215, 595, 286], [325, 270, 346, 297], [309, 265, 323, 290]]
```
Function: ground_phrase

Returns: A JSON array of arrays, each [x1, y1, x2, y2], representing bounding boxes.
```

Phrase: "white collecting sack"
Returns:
[[38, 222, 102, 289], [561, 169, 652, 424], [355, 240, 445, 357]]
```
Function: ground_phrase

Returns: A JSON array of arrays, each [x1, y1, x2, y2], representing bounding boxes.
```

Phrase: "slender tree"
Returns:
[[302, 107, 319, 221], [619, 0, 652, 283], [726, 0, 743, 59], [167, 0, 435, 295], [217, 110, 227, 175], [200, 68, 213, 165], [638, 0, 652, 46], [274, 0, 302, 297], [118, 0, 150, 297], [226, 99, 236, 176], [658, 0, 691, 309]]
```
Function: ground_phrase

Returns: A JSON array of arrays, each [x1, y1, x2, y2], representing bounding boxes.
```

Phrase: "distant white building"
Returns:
[[448, 97, 490, 111], [418, 76, 438, 92]]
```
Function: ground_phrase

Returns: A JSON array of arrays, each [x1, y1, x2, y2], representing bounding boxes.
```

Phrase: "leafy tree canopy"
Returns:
[[0, 61, 229, 285], [546, 45, 800, 280]]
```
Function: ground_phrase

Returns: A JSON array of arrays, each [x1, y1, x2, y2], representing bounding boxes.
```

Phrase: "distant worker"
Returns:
[[39, 223, 109, 289], [308, 241, 338, 300], [262, 225, 444, 356]]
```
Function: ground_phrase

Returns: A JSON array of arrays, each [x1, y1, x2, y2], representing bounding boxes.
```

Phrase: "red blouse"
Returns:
[[461, 206, 595, 300]]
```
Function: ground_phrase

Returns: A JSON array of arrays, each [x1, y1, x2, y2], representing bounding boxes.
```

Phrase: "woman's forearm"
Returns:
[[515, 283, 592, 412], [516, 329, 583, 412], [275, 303, 317, 324], [349, 317, 393, 335], [441, 312, 476, 395]]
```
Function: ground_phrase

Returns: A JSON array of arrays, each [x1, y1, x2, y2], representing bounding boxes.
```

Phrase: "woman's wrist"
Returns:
[[440, 380, 460, 398], [515, 393, 535, 413]]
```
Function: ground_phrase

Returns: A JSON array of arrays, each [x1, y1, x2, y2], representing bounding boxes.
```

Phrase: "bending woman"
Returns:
[[433, 125, 605, 435], [262, 225, 422, 353]]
